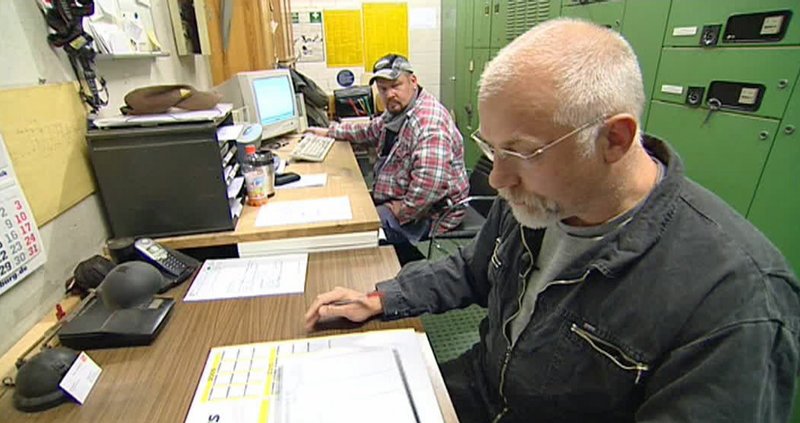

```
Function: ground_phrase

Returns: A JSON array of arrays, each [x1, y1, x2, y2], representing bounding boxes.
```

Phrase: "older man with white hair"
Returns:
[[305, 18, 800, 422]]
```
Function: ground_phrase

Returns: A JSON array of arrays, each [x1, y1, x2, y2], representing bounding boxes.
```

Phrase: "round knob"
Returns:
[[778, 79, 789, 89], [758, 131, 770, 140], [785, 125, 796, 135]]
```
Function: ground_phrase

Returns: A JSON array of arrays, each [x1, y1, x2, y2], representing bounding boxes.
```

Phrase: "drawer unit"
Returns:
[[87, 120, 244, 239]]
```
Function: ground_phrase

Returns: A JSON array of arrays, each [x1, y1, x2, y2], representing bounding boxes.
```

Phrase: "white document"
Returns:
[[275, 173, 327, 190], [217, 124, 244, 141], [410, 7, 438, 29], [184, 254, 308, 302], [184, 329, 443, 423], [227, 176, 244, 198], [59, 352, 102, 404], [277, 348, 418, 423], [255, 196, 352, 227]]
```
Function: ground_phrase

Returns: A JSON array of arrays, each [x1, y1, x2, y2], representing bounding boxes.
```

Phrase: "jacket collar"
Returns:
[[520, 135, 684, 279]]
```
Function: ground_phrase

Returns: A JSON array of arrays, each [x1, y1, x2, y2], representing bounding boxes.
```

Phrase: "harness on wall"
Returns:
[[38, 0, 108, 113]]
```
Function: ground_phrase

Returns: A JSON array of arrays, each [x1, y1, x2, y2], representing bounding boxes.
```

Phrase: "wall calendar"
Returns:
[[0, 134, 46, 296]]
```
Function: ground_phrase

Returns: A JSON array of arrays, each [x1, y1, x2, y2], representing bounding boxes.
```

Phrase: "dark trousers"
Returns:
[[440, 351, 493, 423]]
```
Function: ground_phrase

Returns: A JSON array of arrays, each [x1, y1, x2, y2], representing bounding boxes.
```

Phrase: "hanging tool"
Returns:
[[37, 0, 108, 114]]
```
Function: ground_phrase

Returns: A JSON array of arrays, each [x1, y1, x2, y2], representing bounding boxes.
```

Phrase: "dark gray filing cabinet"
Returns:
[[86, 120, 242, 238]]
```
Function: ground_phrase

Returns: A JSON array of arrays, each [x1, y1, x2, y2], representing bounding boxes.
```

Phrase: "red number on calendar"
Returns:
[[24, 234, 36, 247], [15, 212, 27, 224], [28, 244, 39, 257], [14, 200, 22, 211], [20, 221, 31, 235]]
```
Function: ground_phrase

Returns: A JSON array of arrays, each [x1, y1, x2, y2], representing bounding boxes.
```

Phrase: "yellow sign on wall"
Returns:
[[323, 10, 364, 67], [363, 3, 409, 69]]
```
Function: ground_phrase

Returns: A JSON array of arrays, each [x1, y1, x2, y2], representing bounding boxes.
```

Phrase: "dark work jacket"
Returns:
[[377, 136, 800, 422]]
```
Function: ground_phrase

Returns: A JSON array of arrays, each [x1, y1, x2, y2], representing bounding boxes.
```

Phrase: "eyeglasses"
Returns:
[[471, 116, 607, 162]]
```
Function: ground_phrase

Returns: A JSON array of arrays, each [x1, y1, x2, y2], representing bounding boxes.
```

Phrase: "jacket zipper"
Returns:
[[492, 226, 595, 422], [570, 323, 650, 384]]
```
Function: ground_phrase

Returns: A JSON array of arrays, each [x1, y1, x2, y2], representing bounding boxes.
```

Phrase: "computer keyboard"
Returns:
[[291, 134, 336, 162]]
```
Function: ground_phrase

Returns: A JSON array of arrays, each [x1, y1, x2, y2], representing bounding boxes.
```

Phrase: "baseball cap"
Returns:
[[369, 54, 414, 85]]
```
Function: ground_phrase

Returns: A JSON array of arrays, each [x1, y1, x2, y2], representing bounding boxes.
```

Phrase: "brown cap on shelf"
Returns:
[[122, 84, 221, 115]]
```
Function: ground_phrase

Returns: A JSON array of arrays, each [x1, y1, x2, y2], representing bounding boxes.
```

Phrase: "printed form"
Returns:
[[184, 329, 443, 423], [184, 254, 308, 302]]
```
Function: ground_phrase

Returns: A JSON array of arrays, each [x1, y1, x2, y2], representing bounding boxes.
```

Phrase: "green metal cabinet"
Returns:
[[647, 100, 779, 215], [473, 0, 494, 48], [490, 0, 508, 49], [465, 48, 493, 167], [620, 0, 671, 128], [747, 78, 800, 272], [440, 0, 458, 112], [653, 47, 800, 119], [505, 0, 562, 44], [560, 0, 625, 31], [454, 1, 475, 145], [664, 0, 800, 48]]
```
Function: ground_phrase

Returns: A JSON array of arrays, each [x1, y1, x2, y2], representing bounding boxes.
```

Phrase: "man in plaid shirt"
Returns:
[[308, 54, 469, 245]]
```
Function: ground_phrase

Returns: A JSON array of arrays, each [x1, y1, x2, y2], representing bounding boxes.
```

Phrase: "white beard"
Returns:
[[498, 188, 562, 229]]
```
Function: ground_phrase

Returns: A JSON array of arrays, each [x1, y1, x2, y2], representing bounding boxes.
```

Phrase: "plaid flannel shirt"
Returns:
[[329, 88, 469, 233]]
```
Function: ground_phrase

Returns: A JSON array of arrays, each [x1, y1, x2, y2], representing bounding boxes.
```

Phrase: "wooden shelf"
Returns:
[[96, 52, 170, 60]]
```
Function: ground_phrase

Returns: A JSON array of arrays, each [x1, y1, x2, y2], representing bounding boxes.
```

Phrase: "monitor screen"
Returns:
[[252, 76, 296, 127]]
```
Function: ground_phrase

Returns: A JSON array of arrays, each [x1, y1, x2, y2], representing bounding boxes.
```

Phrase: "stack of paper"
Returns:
[[184, 329, 444, 423]]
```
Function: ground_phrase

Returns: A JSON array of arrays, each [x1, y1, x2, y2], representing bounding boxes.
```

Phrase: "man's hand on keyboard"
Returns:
[[305, 127, 329, 137]]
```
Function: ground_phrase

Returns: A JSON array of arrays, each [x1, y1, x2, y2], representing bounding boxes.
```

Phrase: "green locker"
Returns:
[[440, 0, 458, 112], [653, 48, 800, 119], [747, 77, 800, 272], [454, 1, 475, 165], [504, 0, 562, 44], [473, 0, 494, 48], [490, 0, 508, 49], [620, 0, 671, 129], [466, 48, 493, 167], [560, 0, 625, 31], [647, 100, 779, 215], [664, 0, 800, 48]]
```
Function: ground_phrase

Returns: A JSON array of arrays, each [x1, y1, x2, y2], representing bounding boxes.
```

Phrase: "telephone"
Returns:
[[107, 237, 200, 293], [134, 238, 199, 292]]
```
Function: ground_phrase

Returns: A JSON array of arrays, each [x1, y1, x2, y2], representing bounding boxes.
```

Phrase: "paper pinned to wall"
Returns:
[[410, 7, 438, 29], [363, 3, 409, 69], [323, 10, 364, 67], [292, 11, 326, 63], [0, 83, 95, 226]]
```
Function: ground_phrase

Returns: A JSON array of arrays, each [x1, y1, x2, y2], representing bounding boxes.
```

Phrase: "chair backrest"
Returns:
[[469, 155, 496, 217]]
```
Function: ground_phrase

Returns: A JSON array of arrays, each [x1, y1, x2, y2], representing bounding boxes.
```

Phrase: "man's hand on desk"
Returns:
[[304, 287, 384, 331], [305, 127, 330, 137]]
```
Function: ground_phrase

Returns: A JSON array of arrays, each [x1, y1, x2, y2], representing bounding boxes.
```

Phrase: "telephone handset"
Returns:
[[125, 238, 200, 292], [134, 238, 188, 276]]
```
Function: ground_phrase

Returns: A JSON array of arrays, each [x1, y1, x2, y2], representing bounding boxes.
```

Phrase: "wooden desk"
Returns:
[[156, 136, 380, 250], [0, 247, 456, 422]]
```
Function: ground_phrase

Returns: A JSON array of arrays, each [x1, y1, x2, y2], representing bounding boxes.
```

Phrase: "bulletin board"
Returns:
[[0, 83, 95, 226], [323, 10, 364, 67], [363, 3, 408, 69]]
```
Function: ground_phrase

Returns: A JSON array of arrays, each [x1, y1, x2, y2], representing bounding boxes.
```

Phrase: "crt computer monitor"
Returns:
[[216, 69, 299, 140]]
